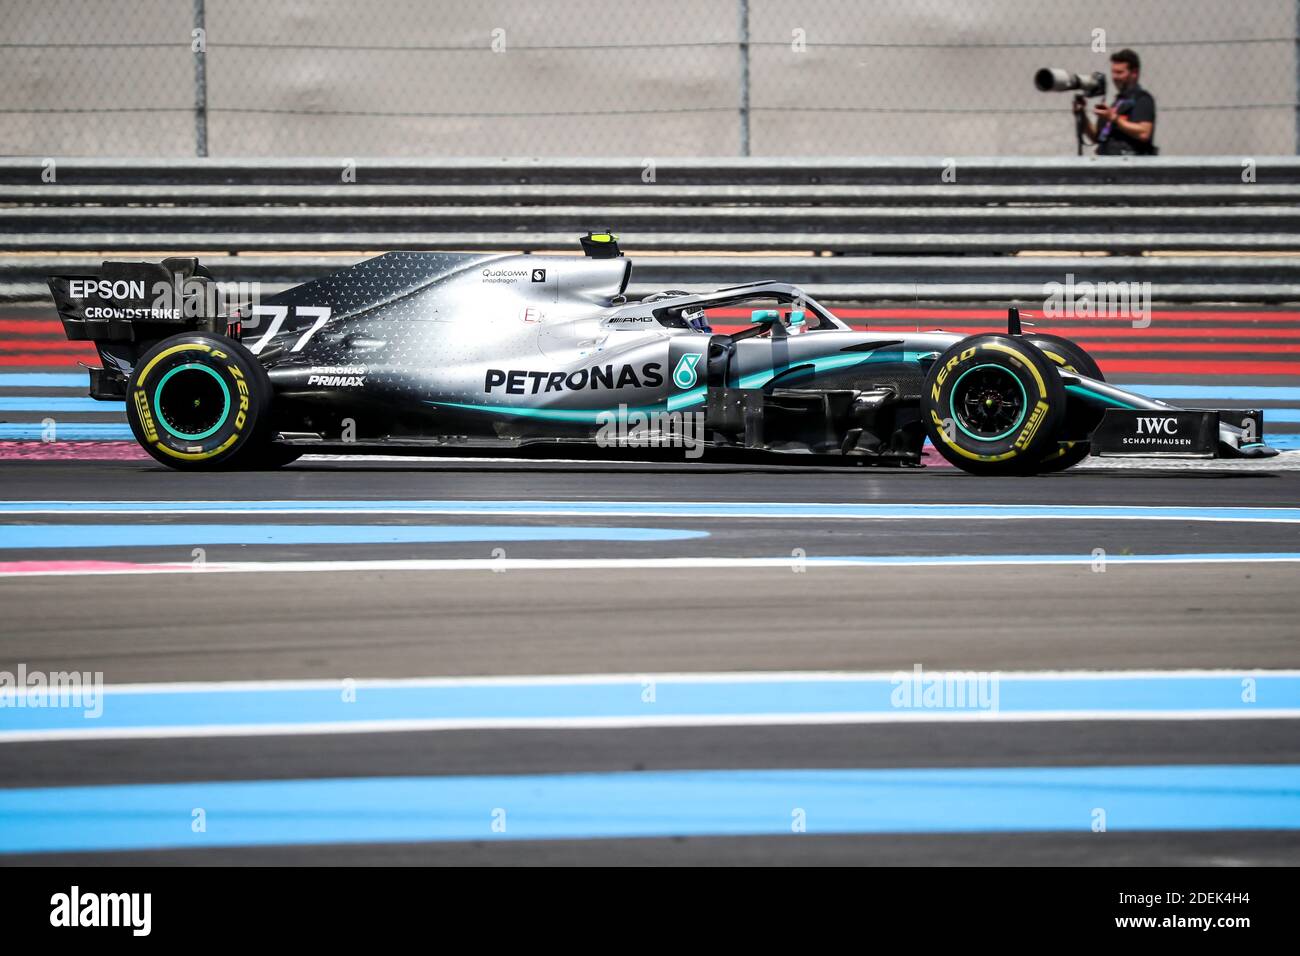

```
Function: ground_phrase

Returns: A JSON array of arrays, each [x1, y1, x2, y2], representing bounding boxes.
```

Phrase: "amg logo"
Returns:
[[485, 363, 664, 394], [66, 279, 145, 300], [1137, 416, 1179, 435]]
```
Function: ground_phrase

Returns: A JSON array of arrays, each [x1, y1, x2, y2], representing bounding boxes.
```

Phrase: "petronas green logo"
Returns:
[[673, 353, 702, 389]]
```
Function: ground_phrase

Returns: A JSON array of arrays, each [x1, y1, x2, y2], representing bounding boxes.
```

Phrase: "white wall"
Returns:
[[2, 0, 1294, 157]]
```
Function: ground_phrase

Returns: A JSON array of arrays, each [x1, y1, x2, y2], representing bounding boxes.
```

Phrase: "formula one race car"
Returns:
[[49, 233, 1278, 475]]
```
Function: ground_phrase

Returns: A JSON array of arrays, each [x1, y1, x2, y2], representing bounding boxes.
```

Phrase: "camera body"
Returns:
[[1034, 68, 1107, 98]]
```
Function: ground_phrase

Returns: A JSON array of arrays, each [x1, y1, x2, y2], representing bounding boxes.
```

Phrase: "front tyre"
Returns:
[[922, 334, 1065, 475], [127, 332, 277, 470]]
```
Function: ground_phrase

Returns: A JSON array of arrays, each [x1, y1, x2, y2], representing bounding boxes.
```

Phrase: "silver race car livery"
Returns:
[[49, 233, 1278, 474]]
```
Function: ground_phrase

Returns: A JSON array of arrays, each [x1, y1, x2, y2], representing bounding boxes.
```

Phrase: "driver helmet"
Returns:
[[642, 290, 711, 333], [682, 304, 711, 333]]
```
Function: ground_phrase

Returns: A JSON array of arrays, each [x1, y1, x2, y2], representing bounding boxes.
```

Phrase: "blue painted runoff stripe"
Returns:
[[2, 764, 1298, 852], [1199, 407, 1300, 423], [0, 397, 121, 412], [0, 523, 707, 550], [2, 673, 1295, 737], [7, 431, 1253, 449], [2, 425, 1299, 446], [2, 432, 1296, 446], [0, 424, 131, 440], [46, 393, 1300, 422], [0, 375, 1292, 399], [1116, 384, 1300, 401], [22, 425, 1300, 447], [5, 499, 1300, 523], [0, 373, 85, 388]]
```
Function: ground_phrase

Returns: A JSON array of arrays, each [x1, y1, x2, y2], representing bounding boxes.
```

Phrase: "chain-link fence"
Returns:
[[2, 0, 1297, 158]]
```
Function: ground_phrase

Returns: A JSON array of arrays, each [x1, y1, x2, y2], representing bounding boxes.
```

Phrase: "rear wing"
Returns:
[[48, 258, 239, 400]]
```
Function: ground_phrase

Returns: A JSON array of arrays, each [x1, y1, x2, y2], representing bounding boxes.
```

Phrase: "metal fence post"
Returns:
[[193, 0, 209, 158], [738, 0, 751, 157]]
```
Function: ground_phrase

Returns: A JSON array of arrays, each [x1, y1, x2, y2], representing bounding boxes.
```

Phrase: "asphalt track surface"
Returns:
[[2, 301, 1299, 866], [2, 457, 1299, 866]]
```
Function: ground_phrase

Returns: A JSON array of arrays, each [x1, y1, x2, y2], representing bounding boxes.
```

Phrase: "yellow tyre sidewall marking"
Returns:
[[132, 388, 158, 443], [1037, 348, 1080, 460], [1039, 348, 1077, 373], [154, 433, 240, 461], [136, 341, 210, 382]]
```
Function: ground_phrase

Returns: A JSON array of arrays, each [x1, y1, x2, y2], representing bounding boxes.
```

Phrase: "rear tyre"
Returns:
[[1025, 333, 1105, 474], [922, 334, 1065, 475], [126, 332, 280, 471], [252, 445, 304, 469]]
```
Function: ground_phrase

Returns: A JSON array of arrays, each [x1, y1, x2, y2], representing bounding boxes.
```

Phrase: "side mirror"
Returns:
[[787, 310, 806, 326], [749, 309, 780, 323]]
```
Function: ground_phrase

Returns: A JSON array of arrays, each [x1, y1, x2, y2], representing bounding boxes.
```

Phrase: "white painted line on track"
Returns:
[[61, 668, 1300, 694], [293, 452, 1300, 469], [5, 710, 1300, 744], [2, 553, 1299, 578], [6, 500, 1300, 522], [7, 670, 1295, 742]]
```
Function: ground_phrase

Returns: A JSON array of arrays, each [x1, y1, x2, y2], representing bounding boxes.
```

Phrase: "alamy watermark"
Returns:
[[890, 664, 1000, 712], [596, 404, 706, 459], [0, 664, 104, 718], [1042, 273, 1152, 328], [50, 886, 150, 936]]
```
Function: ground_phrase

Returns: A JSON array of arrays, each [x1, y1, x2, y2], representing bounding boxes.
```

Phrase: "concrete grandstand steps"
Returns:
[[7, 183, 1300, 207], [3, 157, 1300, 186], [4, 157, 1300, 299], [5, 254, 1300, 303]]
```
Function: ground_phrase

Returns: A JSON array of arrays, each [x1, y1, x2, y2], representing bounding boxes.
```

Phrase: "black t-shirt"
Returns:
[[1097, 84, 1157, 155]]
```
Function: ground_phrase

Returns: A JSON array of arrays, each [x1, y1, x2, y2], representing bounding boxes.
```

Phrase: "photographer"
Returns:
[[1074, 49, 1157, 155]]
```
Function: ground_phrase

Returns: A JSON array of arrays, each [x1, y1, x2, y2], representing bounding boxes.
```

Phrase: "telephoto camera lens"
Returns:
[[1035, 67, 1106, 96]]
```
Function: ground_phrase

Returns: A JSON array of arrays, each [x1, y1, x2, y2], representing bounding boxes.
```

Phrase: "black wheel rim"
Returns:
[[949, 364, 1027, 442]]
